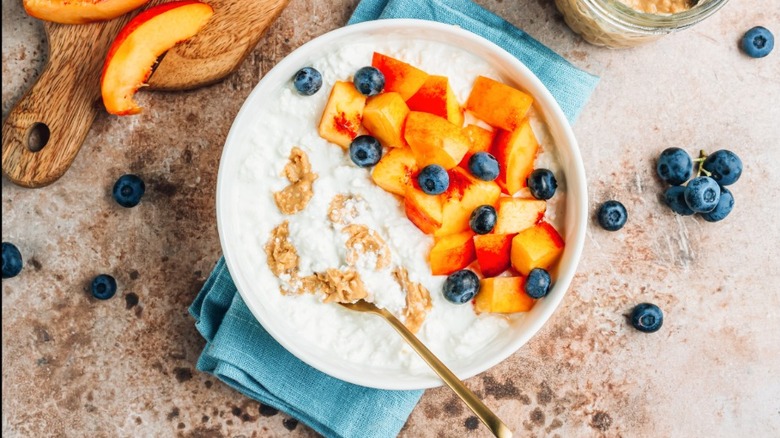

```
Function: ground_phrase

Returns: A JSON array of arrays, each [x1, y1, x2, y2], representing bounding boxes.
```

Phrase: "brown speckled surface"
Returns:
[[3, 0, 780, 437]]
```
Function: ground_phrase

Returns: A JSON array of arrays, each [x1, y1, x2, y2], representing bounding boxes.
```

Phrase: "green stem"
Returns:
[[696, 149, 709, 177]]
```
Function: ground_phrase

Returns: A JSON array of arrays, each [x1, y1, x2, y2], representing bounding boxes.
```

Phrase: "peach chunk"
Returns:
[[404, 186, 443, 235], [24, 0, 150, 24], [474, 277, 535, 314], [510, 222, 565, 276], [429, 230, 477, 275], [406, 76, 464, 127], [494, 198, 547, 234], [465, 76, 533, 131], [436, 167, 501, 237], [461, 124, 495, 164], [371, 52, 429, 100], [492, 119, 539, 195], [317, 81, 367, 148], [404, 112, 470, 170], [371, 147, 418, 196], [100, 1, 213, 115], [363, 92, 410, 148], [474, 233, 515, 277]]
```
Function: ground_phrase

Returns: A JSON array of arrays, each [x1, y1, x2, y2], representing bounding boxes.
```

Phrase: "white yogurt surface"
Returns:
[[231, 39, 565, 375]]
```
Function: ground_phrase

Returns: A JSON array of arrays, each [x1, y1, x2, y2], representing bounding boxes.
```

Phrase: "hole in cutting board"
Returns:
[[27, 122, 50, 152]]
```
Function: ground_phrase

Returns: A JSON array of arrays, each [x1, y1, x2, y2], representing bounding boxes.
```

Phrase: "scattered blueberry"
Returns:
[[469, 205, 497, 235], [91, 274, 117, 300], [417, 165, 449, 195], [527, 168, 558, 200], [292, 67, 323, 96], [597, 200, 628, 231], [525, 268, 551, 299], [630, 303, 663, 333], [701, 186, 734, 222], [443, 270, 480, 304], [741, 26, 774, 58], [353, 66, 385, 96], [656, 147, 693, 186], [468, 152, 499, 181], [113, 174, 145, 208], [684, 176, 720, 213], [663, 186, 695, 216], [349, 135, 382, 168], [702, 149, 743, 186], [2, 242, 23, 279]]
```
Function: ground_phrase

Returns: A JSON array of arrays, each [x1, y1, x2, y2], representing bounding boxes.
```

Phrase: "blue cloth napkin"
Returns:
[[190, 2, 599, 438]]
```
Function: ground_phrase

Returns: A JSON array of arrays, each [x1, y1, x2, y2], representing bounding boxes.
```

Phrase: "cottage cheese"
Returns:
[[231, 39, 566, 375]]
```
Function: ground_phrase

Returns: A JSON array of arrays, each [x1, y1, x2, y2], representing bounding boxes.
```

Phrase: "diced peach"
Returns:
[[429, 230, 476, 276], [460, 124, 495, 164], [24, 0, 150, 24], [406, 76, 464, 127], [371, 52, 429, 100], [494, 198, 547, 234], [404, 186, 443, 235], [492, 120, 538, 195], [371, 147, 418, 196], [474, 233, 515, 277], [510, 222, 565, 276], [318, 81, 367, 148], [435, 168, 501, 237], [363, 92, 410, 148], [474, 277, 535, 313], [465, 76, 533, 131], [404, 112, 470, 169]]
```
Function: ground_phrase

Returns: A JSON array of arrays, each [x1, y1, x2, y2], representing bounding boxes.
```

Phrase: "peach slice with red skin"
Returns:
[[435, 167, 501, 238], [474, 277, 535, 314], [492, 119, 539, 195], [100, 0, 214, 115], [466, 76, 533, 132], [318, 81, 367, 148], [371, 52, 429, 100], [371, 147, 418, 196], [404, 186, 443, 235], [429, 230, 476, 276], [362, 92, 409, 148], [404, 112, 471, 170], [510, 221, 565, 276], [406, 75, 464, 127], [23, 0, 151, 24], [474, 233, 515, 277], [460, 124, 495, 166]]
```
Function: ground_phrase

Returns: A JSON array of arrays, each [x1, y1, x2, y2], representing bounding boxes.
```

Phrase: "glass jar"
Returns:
[[554, 0, 730, 48]]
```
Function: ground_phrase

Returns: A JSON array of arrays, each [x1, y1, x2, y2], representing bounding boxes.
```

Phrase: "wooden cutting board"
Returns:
[[1, 0, 289, 188]]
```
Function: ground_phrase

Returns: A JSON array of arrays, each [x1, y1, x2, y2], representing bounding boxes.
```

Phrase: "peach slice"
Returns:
[[465, 76, 533, 131], [404, 186, 443, 235], [510, 221, 565, 276], [371, 52, 429, 100], [406, 75, 464, 127], [429, 230, 476, 276], [474, 233, 515, 277], [371, 147, 418, 196], [492, 119, 539, 195], [474, 277, 535, 314], [100, 1, 214, 115], [404, 111, 470, 170], [23, 0, 151, 24], [363, 92, 409, 148], [436, 167, 501, 237], [494, 197, 547, 234], [460, 124, 495, 165], [318, 81, 368, 148]]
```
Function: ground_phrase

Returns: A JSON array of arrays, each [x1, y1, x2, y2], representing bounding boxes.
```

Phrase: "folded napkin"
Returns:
[[190, 2, 599, 438]]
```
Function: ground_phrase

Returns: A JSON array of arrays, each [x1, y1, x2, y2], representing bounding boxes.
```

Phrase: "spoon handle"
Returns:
[[378, 308, 513, 438]]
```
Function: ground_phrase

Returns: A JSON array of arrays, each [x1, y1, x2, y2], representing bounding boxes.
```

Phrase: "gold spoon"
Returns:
[[339, 300, 513, 438]]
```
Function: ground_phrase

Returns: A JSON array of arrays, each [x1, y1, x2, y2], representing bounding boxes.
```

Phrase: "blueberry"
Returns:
[[630, 303, 663, 333], [91, 274, 117, 300], [349, 135, 382, 167], [2, 242, 23, 279], [468, 152, 499, 181], [700, 186, 734, 222], [525, 268, 551, 299], [656, 147, 693, 186], [353, 66, 385, 96], [741, 26, 774, 58], [113, 174, 145, 208], [469, 205, 497, 235], [597, 200, 627, 231], [417, 165, 449, 195], [684, 176, 720, 213], [527, 168, 558, 200], [702, 150, 742, 186], [292, 67, 323, 96], [443, 270, 480, 304], [663, 186, 695, 216]]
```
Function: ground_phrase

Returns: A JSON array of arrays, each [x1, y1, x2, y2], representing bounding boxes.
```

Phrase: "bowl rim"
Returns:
[[216, 18, 588, 390]]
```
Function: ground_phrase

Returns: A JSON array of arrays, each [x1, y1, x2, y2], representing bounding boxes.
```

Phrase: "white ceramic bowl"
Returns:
[[216, 19, 587, 390]]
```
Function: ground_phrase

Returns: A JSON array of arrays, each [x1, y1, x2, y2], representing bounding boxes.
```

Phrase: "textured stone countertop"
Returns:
[[3, 0, 779, 436]]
